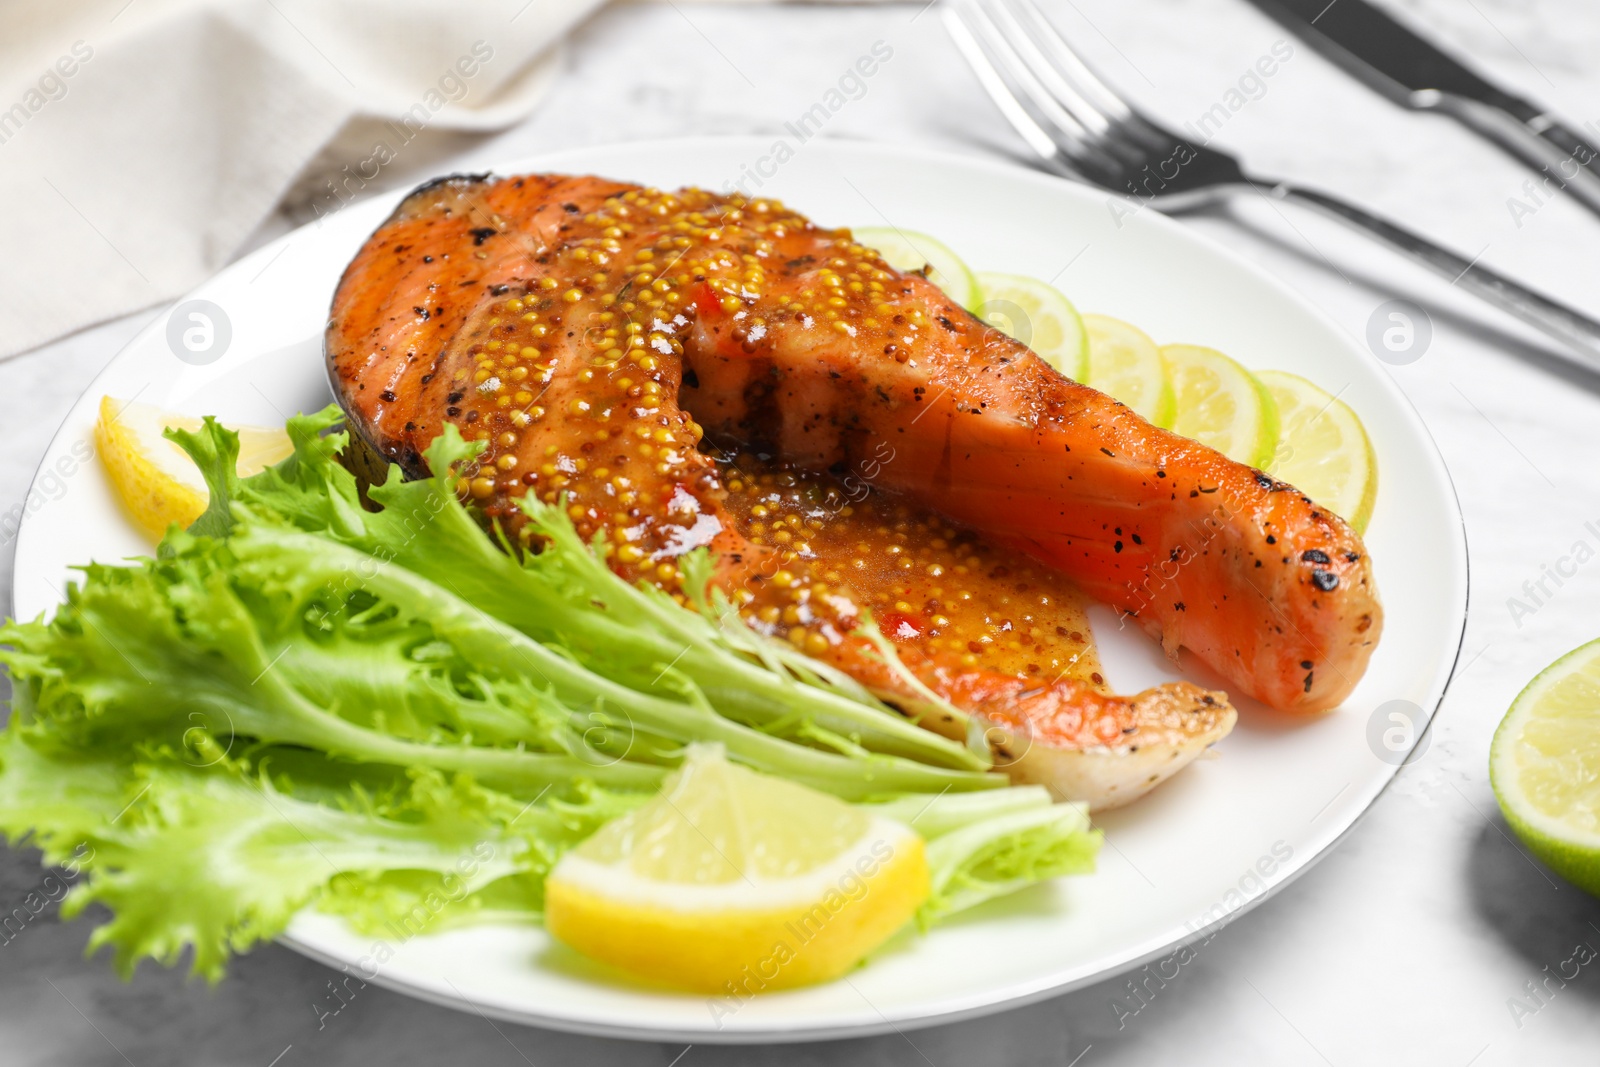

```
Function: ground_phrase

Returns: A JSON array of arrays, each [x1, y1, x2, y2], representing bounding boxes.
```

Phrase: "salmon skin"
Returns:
[[326, 173, 1374, 803]]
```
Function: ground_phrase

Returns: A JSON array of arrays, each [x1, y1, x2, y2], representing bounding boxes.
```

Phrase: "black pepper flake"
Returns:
[[422, 255, 433, 263], [1131, 533, 1142, 545], [1114, 540, 1123, 553], [1301, 549, 1330, 565], [1255, 473, 1274, 489], [379, 390, 396, 403], [1303, 671, 1314, 693], [1100, 447, 1115, 457], [1300, 660, 1313, 669], [1311, 570, 1339, 591], [1156, 470, 1166, 478], [447, 391, 464, 404], [1265, 534, 1277, 545], [470, 227, 497, 245]]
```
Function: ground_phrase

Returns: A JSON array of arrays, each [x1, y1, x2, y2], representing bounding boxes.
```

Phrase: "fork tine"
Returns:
[[949, 1, 1096, 149], [940, 6, 1066, 167], [1001, 0, 1132, 121], [999, 0, 1179, 151], [976, 0, 1115, 137], [972, 0, 1155, 171], [944, 2, 1125, 184], [947, 0, 1100, 146]]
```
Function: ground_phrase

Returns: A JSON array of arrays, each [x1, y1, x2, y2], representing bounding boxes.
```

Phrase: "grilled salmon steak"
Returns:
[[327, 173, 1380, 808]]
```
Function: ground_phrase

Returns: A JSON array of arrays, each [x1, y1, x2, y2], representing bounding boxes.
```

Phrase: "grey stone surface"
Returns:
[[5, 1, 1600, 1062]]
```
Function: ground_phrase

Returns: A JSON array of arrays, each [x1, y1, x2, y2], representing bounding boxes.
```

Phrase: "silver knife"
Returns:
[[1243, 0, 1600, 217]]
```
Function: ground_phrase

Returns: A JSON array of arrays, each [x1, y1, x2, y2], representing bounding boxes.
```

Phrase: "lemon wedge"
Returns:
[[96, 396, 294, 541], [545, 744, 929, 993]]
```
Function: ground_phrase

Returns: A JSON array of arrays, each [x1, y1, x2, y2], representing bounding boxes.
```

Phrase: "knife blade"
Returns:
[[1243, 0, 1600, 217]]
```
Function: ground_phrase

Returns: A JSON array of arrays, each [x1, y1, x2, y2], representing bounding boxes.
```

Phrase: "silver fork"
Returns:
[[943, 0, 1600, 373]]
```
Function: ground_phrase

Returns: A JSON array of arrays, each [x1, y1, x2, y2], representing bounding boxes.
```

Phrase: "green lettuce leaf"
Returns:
[[170, 410, 987, 773], [867, 787, 1101, 924], [0, 731, 619, 981], [0, 406, 1100, 983]]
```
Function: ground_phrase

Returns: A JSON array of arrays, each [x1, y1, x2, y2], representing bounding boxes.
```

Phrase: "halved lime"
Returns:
[[1082, 314, 1174, 427], [1160, 344, 1279, 469], [1492, 639, 1600, 897], [1256, 370, 1378, 533], [974, 272, 1088, 380], [853, 226, 980, 311]]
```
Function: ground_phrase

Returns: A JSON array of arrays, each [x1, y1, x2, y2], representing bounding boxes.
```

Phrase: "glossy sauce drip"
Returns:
[[714, 450, 1106, 694]]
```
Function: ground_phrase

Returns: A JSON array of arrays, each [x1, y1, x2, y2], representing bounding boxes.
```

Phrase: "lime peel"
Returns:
[[1083, 314, 1175, 427], [1161, 344, 1279, 468], [852, 226, 981, 311], [1493, 638, 1600, 896], [1257, 370, 1378, 533], [975, 271, 1088, 381]]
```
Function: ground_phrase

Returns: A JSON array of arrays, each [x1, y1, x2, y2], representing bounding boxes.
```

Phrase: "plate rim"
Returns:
[[9, 133, 1470, 1043]]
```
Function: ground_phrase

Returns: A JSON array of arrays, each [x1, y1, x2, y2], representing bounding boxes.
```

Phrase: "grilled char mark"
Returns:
[[326, 172, 1379, 716], [326, 172, 626, 479], [680, 259, 1380, 713]]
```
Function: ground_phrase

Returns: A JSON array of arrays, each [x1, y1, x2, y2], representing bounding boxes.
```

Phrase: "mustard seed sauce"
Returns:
[[331, 171, 1366, 779], [341, 180, 1108, 699], [714, 450, 1106, 694]]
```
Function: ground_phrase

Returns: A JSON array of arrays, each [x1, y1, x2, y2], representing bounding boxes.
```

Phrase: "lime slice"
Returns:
[[1082, 314, 1175, 427], [852, 226, 980, 310], [545, 744, 928, 991], [974, 272, 1088, 380], [1160, 344, 1279, 468], [1256, 370, 1378, 533], [1492, 639, 1600, 897]]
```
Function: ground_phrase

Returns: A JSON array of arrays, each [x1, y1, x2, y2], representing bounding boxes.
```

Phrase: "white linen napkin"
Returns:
[[0, 0, 605, 361]]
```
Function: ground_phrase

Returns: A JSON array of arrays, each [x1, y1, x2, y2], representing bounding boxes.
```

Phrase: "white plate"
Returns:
[[10, 137, 1466, 1043]]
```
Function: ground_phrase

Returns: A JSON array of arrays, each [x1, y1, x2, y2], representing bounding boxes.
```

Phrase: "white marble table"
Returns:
[[4, 1, 1600, 1063]]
